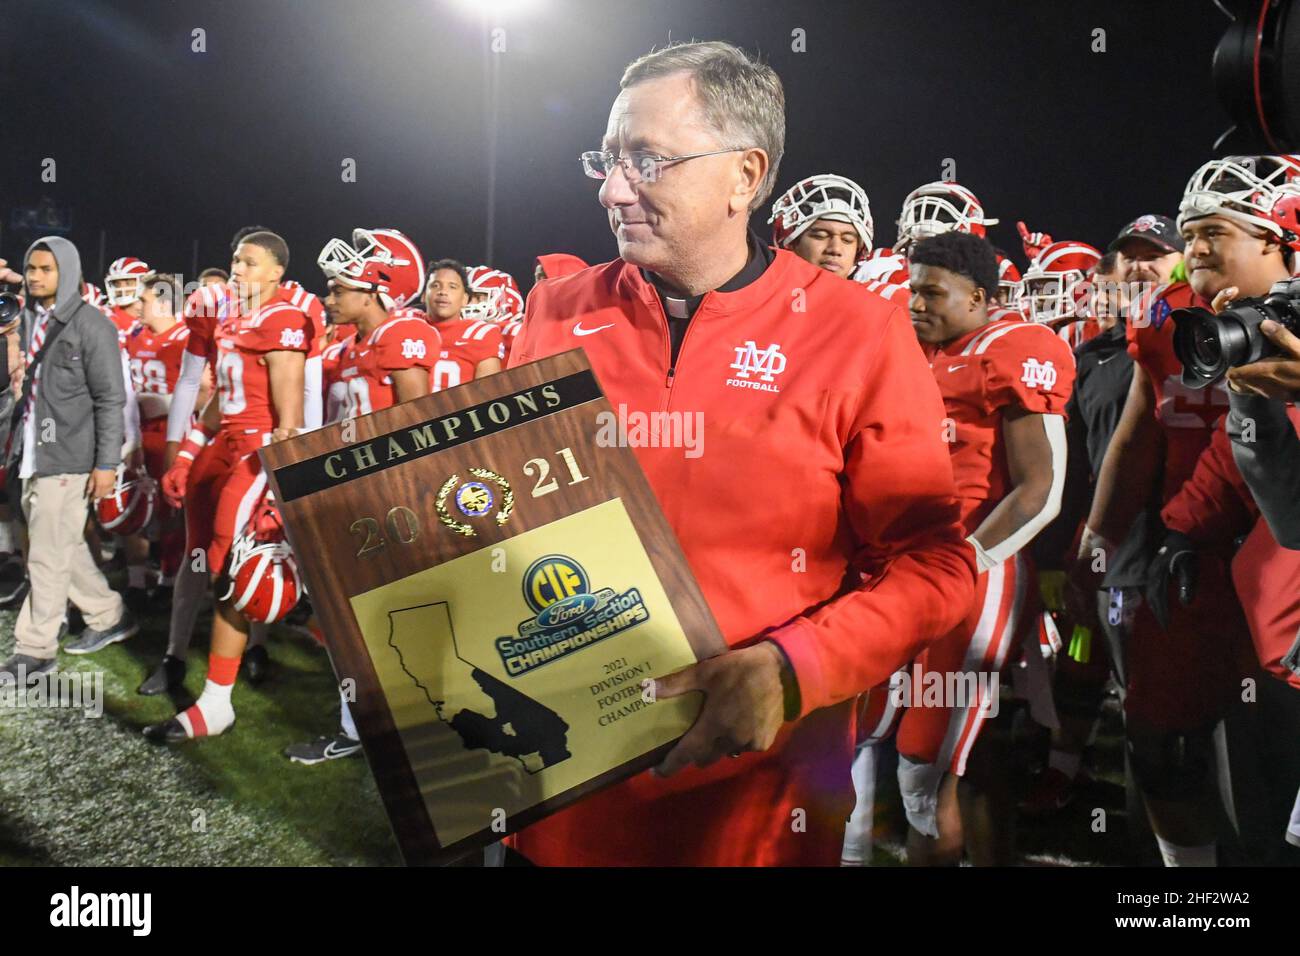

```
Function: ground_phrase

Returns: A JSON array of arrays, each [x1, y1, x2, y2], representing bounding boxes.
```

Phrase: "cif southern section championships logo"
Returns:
[[494, 555, 651, 677]]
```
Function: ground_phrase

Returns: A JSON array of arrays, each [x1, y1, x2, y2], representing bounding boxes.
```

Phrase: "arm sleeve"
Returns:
[[1161, 421, 1256, 545], [980, 413, 1068, 566], [769, 306, 978, 717], [119, 350, 141, 454], [1032, 390, 1090, 570], [82, 312, 126, 470], [1228, 391, 1300, 549], [302, 355, 323, 432], [166, 350, 207, 442]]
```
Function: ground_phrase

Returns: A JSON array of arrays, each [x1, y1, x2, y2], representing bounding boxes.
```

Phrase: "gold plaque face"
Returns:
[[349, 497, 700, 847]]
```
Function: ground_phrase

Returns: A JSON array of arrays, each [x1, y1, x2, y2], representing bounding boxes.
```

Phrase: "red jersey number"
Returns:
[[130, 357, 168, 395], [1160, 375, 1229, 429]]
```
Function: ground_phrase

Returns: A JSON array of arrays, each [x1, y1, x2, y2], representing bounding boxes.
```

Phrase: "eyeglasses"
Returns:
[[579, 147, 748, 184]]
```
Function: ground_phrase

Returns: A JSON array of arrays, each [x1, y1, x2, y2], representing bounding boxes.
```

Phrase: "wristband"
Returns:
[[176, 424, 216, 463]]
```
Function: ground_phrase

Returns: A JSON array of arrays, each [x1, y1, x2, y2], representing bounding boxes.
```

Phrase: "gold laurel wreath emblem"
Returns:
[[435, 469, 515, 537]]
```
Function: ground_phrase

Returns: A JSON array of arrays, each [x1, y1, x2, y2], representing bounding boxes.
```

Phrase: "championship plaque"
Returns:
[[259, 350, 725, 865]]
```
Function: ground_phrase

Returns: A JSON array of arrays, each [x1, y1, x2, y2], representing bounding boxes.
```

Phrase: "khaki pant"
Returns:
[[14, 474, 123, 659]]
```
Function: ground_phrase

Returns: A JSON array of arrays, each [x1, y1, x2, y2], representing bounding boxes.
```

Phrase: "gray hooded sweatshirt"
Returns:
[[13, 236, 124, 477]]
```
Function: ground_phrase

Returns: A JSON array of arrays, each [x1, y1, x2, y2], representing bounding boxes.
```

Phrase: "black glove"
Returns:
[[1144, 531, 1200, 631]]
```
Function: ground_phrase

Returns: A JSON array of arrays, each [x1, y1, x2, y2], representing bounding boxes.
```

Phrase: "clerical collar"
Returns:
[[645, 230, 774, 321]]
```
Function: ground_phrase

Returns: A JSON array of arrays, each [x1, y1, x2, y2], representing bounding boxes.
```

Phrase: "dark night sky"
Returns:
[[0, 0, 1232, 294]]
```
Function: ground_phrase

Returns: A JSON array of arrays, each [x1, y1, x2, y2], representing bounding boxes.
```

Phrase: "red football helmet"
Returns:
[[82, 281, 112, 315], [1265, 186, 1300, 253], [220, 494, 301, 624], [997, 255, 1022, 309], [317, 228, 425, 311], [851, 247, 909, 286], [895, 181, 999, 254], [104, 257, 153, 307], [464, 266, 524, 322], [1019, 241, 1102, 324], [768, 174, 874, 258], [95, 467, 157, 536]]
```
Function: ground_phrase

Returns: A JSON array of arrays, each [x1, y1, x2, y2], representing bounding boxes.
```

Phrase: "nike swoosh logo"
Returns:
[[1097, 355, 1118, 364], [453, 340, 470, 346], [947, 364, 967, 372], [573, 322, 614, 337]]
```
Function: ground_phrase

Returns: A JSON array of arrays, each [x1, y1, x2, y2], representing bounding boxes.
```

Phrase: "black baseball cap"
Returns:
[[1108, 214, 1182, 254]]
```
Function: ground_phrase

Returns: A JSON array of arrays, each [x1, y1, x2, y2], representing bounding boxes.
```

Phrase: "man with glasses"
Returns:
[[506, 40, 976, 866]]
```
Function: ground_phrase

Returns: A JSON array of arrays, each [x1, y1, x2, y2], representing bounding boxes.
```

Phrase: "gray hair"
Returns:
[[621, 40, 785, 211]]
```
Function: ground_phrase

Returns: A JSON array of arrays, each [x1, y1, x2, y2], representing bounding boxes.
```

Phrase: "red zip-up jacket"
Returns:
[[505, 249, 976, 865]]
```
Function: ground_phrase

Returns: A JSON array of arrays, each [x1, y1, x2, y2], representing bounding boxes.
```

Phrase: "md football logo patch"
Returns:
[[1020, 357, 1058, 390], [279, 327, 306, 349], [727, 340, 787, 393], [400, 337, 427, 360]]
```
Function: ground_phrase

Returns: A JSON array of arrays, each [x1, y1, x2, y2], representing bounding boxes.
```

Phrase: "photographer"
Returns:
[[1069, 156, 1294, 867], [1225, 305, 1300, 550], [0, 256, 29, 398]]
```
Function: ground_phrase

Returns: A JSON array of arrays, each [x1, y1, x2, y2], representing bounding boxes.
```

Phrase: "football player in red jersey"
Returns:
[[768, 173, 874, 279], [320, 321, 354, 422], [1070, 156, 1299, 866], [423, 258, 502, 390], [143, 231, 312, 741], [104, 257, 152, 347], [143, 226, 321, 694], [282, 230, 438, 766], [846, 232, 1074, 866], [103, 257, 151, 348], [122, 274, 191, 608], [317, 228, 438, 416], [854, 180, 1003, 306], [466, 265, 525, 366]]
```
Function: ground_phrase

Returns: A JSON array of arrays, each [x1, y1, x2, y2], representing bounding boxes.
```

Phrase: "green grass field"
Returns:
[[0, 568, 1140, 867], [0, 576, 401, 866]]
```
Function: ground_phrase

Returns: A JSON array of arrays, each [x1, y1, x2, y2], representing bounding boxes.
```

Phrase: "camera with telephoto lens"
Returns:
[[1171, 278, 1300, 388], [0, 292, 21, 328]]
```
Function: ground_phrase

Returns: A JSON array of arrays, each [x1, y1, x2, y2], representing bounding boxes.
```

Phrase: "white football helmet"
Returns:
[[1019, 241, 1102, 324], [1177, 155, 1300, 238], [895, 182, 998, 255], [768, 174, 874, 256]]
